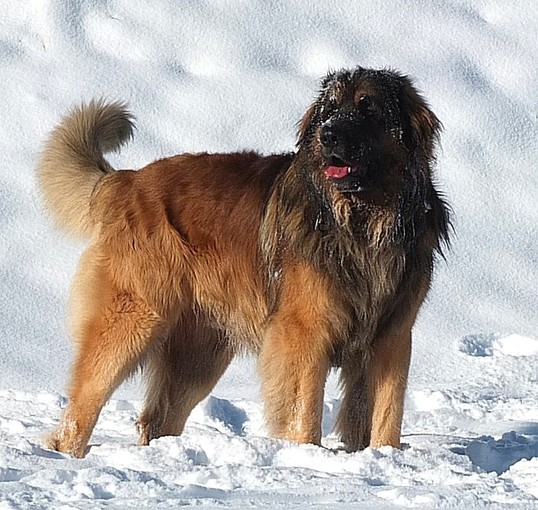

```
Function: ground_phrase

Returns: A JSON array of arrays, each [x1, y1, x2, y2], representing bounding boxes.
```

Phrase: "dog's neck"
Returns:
[[260, 159, 404, 281]]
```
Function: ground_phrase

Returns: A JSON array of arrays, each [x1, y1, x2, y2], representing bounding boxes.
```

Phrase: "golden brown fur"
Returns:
[[38, 68, 450, 458]]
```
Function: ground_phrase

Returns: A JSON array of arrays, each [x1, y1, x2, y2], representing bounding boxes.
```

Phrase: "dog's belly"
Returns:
[[189, 255, 268, 351]]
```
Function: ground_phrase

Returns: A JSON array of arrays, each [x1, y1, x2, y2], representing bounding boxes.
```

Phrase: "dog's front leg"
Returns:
[[335, 357, 372, 451], [259, 318, 330, 445], [367, 328, 412, 448], [258, 262, 335, 445], [336, 329, 412, 451]]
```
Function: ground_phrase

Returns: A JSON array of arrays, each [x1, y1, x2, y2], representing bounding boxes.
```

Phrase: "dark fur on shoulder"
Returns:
[[37, 67, 450, 458]]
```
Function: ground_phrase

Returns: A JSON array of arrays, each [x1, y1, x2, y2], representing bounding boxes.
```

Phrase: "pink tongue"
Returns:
[[324, 165, 351, 179]]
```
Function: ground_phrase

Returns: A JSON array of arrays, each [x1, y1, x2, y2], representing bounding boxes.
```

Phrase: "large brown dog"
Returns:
[[37, 67, 450, 458]]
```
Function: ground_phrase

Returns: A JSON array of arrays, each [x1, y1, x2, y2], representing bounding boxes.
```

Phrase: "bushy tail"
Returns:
[[36, 99, 135, 238]]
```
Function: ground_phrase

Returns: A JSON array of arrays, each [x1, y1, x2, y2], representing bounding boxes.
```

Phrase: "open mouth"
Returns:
[[324, 164, 354, 179], [323, 157, 369, 192], [324, 156, 360, 177]]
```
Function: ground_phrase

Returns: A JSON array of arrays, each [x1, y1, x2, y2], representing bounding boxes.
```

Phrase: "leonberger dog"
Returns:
[[37, 67, 450, 458]]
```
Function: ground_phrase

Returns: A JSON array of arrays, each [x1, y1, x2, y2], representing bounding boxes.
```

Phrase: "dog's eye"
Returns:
[[358, 95, 376, 116]]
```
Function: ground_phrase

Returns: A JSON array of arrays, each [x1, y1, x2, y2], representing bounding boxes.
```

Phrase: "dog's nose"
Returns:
[[320, 124, 339, 150]]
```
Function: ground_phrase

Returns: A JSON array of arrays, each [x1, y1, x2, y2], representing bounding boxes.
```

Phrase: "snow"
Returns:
[[0, 0, 537, 508], [0, 390, 537, 508]]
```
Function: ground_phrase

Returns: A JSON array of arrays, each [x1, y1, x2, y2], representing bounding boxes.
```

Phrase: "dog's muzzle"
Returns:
[[320, 121, 354, 164], [319, 120, 372, 192]]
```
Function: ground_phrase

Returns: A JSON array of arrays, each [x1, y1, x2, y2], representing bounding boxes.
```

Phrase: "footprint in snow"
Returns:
[[458, 333, 538, 357]]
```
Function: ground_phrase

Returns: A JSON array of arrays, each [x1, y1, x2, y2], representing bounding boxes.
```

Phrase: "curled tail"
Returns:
[[37, 99, 135, 238]]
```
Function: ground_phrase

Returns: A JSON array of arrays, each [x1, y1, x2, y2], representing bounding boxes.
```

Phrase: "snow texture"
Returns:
[[0, 0, 537, 508]]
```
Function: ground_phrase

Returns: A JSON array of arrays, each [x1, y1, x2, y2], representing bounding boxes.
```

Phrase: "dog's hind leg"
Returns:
[[46, 258, 163, 458], [136, 316, 233, 445]]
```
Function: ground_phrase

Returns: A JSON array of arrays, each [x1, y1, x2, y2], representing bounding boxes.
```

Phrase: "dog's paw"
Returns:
[[43, 427, 88, 458]]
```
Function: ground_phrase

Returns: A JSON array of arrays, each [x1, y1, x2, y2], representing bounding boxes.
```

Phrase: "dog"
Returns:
[[37, 67, 450, 458]]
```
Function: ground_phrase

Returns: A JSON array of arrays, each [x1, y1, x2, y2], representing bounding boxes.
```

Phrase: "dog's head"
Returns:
[[297, 67, 441, 195]]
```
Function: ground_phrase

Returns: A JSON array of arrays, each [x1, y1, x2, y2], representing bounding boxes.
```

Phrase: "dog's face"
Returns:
[[298, 67, 440, 195]]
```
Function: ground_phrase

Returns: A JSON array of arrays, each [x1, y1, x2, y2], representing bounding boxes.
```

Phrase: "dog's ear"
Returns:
[[399, 77, 442, 159], [296, 102, 317, 146]]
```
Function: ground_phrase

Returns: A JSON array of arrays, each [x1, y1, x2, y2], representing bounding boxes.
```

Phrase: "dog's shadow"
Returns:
[[202, 396, 249, 436]]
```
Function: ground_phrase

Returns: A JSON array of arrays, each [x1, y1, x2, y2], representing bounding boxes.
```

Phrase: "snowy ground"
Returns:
[[0, 0, 537, 508], [1, 339, 538, 509]]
